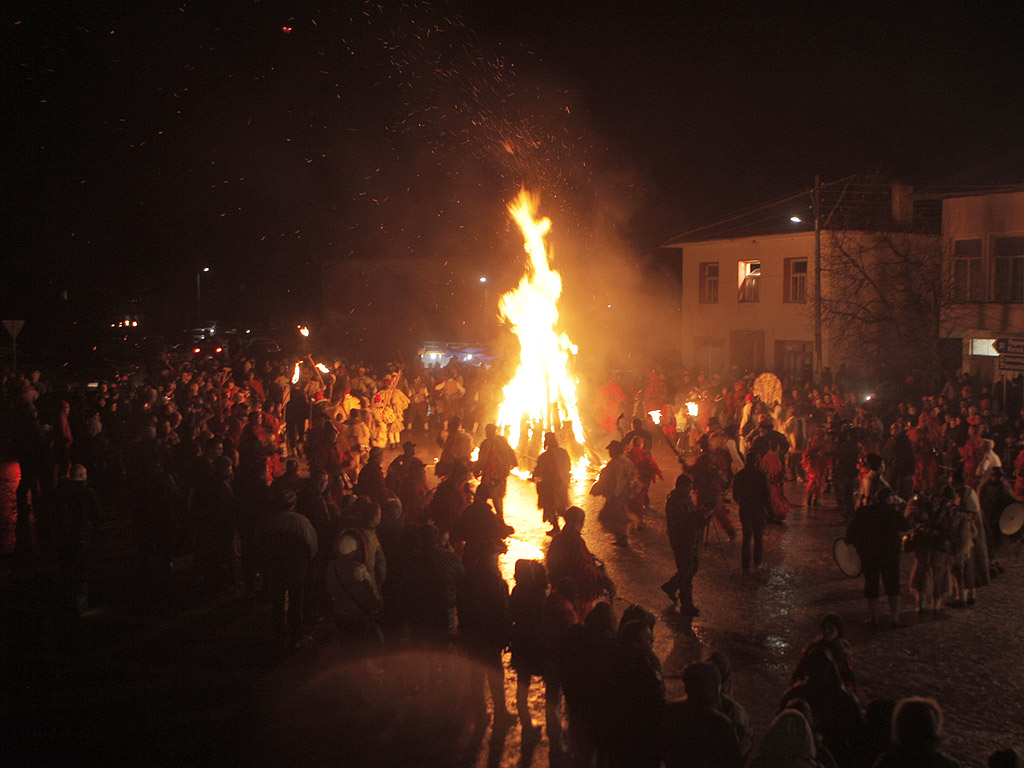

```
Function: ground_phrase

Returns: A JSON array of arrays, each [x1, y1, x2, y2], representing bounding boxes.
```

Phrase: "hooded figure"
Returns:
[[660, 662, 743, 768], [708, 650, 753, 758], [325, 531, 383, 646], [749, 709, 819, 768]]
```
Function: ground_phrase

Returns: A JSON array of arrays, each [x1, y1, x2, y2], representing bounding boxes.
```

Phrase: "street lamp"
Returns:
[[196, 267, 210, 321]]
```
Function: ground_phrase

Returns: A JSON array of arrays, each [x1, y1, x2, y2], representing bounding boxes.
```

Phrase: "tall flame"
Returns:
[[497, 190, 587, 473]]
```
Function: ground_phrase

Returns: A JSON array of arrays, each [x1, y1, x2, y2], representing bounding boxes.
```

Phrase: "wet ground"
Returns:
[[2, 440, 1023, 767]]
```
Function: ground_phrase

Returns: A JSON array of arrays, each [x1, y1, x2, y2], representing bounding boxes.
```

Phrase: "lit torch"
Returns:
[[686, 402, 699, 417], [291, 362, 302, 384], [648, 410, 662, 425], [315, 363, 330, 374]]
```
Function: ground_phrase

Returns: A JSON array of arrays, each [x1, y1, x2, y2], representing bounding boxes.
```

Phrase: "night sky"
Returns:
[[5, 0, 1024, 341]]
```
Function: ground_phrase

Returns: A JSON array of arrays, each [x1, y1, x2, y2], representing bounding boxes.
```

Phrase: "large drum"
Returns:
[[833, 537, 862, 578], [999, 502, 1024, 536]]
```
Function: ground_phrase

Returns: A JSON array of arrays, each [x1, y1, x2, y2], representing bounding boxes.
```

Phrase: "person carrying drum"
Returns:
[[844, 486, 911, 629]]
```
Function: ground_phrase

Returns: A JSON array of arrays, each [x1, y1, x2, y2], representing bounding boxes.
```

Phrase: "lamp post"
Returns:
[[478, 277, 490, 340], [196, 267, 210, 321]]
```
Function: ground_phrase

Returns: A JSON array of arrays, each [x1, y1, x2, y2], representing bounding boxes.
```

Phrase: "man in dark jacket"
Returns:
[[732, 452, 774, 574], [457, 541, 515, 730], [257, 490, 318, 648], [660, 474, 705, 615], [845, 486, 910, 627]]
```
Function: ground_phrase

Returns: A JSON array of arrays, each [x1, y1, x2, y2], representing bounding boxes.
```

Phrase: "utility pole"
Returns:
[[813, 175, 823, 384]]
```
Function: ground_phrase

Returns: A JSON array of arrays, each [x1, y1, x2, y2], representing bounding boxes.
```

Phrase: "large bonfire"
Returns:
[[496, 190, 589, 476]]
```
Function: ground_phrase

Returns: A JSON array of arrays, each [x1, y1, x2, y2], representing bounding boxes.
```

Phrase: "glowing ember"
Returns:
[[497, 189, 588, 471], [648, 410, 662, 425], [291, 362, 301, 384], [686, 401, 699, 417]]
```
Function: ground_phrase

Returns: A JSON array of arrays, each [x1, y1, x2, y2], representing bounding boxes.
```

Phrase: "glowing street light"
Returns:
[[479, 276, 487, 283], [790, 215, 803, 223]]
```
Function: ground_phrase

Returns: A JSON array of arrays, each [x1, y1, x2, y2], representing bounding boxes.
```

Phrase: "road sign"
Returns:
[[3, 319, 24, 371], [3, 319, 24, 339], [999, 354, 1024, 373], [995, 337, 1024, 356]]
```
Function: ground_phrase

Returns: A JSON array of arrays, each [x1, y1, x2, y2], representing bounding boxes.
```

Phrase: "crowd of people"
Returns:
[[2, 352, 1023, 766]]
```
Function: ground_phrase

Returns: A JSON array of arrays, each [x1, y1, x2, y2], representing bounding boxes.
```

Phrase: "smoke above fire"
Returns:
[[309, 2, 683, 371]]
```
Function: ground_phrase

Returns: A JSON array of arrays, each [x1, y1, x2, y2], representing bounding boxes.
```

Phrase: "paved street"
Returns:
[[2, 440, 1023, 767]]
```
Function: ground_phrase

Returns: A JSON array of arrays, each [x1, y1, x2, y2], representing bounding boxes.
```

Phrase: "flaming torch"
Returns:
[[497, 190, 589, 478], [291, 362, 302, 384]]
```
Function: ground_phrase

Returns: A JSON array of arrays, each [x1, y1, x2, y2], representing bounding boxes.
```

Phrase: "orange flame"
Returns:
[[686, 401, 699, 417], [497, 190, 588, 473], [648, 410, 662, 425], [291, 362, 301, 384]]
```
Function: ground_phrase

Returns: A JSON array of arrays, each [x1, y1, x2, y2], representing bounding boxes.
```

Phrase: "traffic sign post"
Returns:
[[999, 354, 1024, 373], [995, 337, 1024, 356], [3, 320, 25, 371]]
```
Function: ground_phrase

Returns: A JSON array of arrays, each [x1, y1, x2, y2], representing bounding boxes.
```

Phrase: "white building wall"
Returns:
[[676, 232, 822, 377]]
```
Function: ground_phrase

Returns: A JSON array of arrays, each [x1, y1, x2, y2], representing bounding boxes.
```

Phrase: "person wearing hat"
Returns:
[[592, 440, 638, 547], [845, 485, 910, 628], [533, 432, 572, 535]]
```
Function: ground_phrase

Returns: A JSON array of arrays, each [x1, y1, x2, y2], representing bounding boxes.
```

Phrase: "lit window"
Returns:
[[738, 261, 760, 303], [969, 338, 998, 357]]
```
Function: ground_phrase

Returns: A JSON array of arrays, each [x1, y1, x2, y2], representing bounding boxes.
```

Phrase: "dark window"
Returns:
[[993, 236, 1024, 303], [784, 258, 807, 303], [699, 262, 719, 303], [952, 238, 984, 302]]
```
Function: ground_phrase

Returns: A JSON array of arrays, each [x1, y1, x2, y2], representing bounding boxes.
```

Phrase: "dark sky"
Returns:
[[5, 0, 1024, 334]]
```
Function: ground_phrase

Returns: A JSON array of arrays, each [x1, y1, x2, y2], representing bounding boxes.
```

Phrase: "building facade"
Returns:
[[666, 231, 820, 379], [943, 189, 1024, 380]]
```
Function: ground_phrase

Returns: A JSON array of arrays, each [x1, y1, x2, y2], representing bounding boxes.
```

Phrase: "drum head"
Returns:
[[999, 502, 1024, 536], [833, 537, 862, 578]]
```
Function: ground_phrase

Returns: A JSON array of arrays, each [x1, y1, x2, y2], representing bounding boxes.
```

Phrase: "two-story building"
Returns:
[[663, 178, 943, 381], [663, 230, 818, 379], [942, 187, 1024, 381]]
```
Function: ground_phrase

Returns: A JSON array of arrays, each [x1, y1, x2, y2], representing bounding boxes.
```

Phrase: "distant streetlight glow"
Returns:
[[790, 215, 802, 223], [479, 276, 487, 283]]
